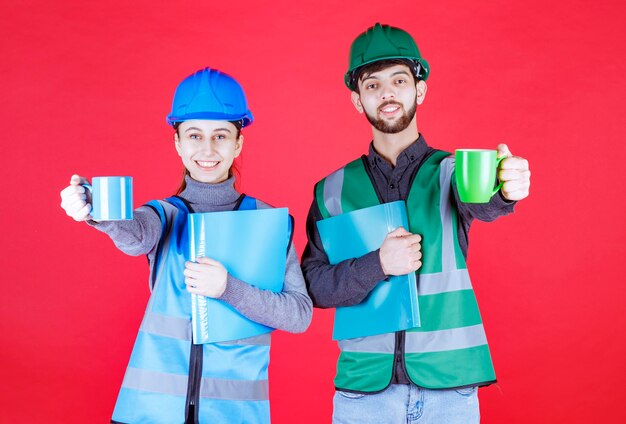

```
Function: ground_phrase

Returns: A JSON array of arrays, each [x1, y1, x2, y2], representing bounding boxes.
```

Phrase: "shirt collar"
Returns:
[[367, 134, 429, 169]]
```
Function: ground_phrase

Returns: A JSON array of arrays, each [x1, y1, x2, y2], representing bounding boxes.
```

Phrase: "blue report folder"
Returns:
[[316, 200, 420, 340], [188, 208, 289, 344]]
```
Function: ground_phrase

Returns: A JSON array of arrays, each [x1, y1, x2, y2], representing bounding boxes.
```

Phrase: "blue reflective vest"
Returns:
[[112, 195, 274, 424]]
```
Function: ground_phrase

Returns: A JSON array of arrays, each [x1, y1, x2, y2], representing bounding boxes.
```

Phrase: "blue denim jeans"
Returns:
[[332, 384, 479, 424]]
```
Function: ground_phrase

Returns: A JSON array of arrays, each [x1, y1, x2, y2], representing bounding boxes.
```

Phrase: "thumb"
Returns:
[[389, 226, 411, 237], [497, 143, 512, 159], [70, 174, 90, 186], [195, 256, 221, 266]]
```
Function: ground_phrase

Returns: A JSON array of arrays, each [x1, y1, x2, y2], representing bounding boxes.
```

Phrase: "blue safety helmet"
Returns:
[[166, 67, 254, 127]]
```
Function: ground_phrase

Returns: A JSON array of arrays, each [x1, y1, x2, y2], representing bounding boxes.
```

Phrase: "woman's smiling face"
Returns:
[[174, 119, 243, 184]]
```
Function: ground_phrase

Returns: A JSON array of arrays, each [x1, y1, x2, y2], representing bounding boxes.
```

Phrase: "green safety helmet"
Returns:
[[344, 23, 430, 90]]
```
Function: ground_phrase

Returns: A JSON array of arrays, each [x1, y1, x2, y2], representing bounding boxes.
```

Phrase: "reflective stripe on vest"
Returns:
[[323, 167, 345, 216], [338, 324, 487, 354], [139, 311, 271, 346], [122, 367, 269, 401], [315, 152, 496, 391], [112, 196, 272, 424]]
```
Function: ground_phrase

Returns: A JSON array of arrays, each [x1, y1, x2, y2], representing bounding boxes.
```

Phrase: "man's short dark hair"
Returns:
[[352, 59, 421, 93]]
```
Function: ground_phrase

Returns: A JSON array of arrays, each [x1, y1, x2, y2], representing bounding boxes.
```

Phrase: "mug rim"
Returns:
[[92, 176, 133, 179]]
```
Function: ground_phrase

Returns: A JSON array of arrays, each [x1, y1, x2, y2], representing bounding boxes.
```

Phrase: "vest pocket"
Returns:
[[454, 386, 477, 396], [337, 390, 367, 399]]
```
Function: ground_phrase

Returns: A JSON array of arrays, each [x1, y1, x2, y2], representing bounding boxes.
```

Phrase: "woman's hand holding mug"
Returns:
[[60, 174, 92, 221]]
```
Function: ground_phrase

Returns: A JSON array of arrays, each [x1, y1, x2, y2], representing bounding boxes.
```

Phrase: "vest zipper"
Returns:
[[395, 330, 411, 382], [185, 343, 202, 424], [177, 197, 202, 424]]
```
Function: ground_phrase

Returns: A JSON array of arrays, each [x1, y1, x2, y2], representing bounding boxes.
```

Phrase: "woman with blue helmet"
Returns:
[[60, 67, 313, 424]]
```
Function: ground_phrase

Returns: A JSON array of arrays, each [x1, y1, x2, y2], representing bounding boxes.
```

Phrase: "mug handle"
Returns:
[[491, 156, 506, 197], [81, 182, 94, 206]]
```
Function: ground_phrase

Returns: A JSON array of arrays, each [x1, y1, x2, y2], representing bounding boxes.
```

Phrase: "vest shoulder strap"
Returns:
[[145, 200, 167, 236], [165, 195, 192, 213], [237, 194, 257, 210], [315, 157, 379, 218], [145, 199, 179, 290], [145, 197, 192, 291]]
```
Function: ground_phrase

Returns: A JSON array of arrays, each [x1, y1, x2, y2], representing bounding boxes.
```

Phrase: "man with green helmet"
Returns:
[[302, 23, 531, 423]]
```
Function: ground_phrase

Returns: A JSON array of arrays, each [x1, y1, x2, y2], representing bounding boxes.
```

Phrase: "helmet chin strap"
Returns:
[[412, 62, 422, 79]]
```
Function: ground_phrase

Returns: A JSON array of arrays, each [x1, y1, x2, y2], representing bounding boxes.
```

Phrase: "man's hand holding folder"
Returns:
[[316, 201, 422, 340], [379, 227, 423, 276]]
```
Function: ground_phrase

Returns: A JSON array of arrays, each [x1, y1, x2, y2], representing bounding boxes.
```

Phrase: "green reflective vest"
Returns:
[[314, 150, 496, 392]]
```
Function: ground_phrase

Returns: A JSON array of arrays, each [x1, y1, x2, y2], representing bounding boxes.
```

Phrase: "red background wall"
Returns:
[[1, 0, 625, 422]]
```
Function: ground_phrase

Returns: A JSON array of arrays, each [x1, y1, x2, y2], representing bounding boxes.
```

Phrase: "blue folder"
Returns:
[[316, 201, 420, 340], [188, 208, 289, 344]]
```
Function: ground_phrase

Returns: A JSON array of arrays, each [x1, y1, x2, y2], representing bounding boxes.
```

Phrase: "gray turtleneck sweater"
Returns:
[[90, 175, 312, 333]]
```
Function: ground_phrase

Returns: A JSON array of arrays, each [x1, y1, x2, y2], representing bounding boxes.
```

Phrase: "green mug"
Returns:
[[455, 149, 504, 203]]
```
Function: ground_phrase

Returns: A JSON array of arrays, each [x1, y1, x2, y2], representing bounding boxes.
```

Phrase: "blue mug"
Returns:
[[82, 176, 133, 221]]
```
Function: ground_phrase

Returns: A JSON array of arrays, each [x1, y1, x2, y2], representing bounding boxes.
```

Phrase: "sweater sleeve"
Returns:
[[453, 184, 517, 257], [87, 205, 162, 256], [454, 187, 517, 223], [218, 244, 313, 334], [452, 184, 517, 222], [300, 199, 387, 309]]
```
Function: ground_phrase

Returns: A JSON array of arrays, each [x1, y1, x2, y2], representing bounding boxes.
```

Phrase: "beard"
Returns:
[[365, 99, 417, 134]]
